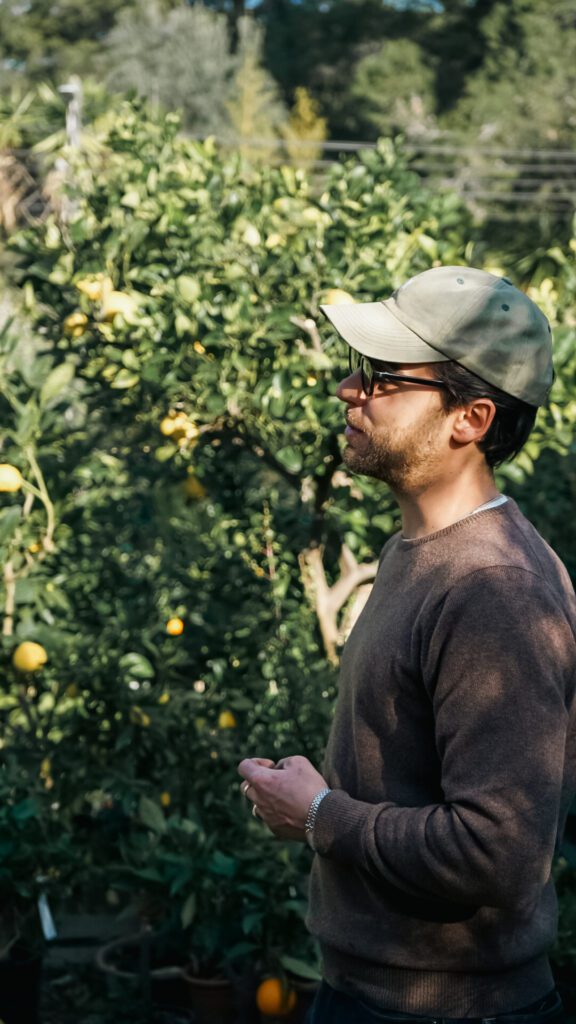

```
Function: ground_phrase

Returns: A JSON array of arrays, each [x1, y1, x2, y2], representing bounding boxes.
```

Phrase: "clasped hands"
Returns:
[[237, 755, 328, 842]]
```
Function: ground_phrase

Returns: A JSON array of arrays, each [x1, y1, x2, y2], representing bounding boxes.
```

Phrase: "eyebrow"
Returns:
[[371, 360, 404, 373]]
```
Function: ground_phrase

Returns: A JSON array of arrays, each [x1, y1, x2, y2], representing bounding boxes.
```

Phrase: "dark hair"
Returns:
[[433, 361, 538, 468]]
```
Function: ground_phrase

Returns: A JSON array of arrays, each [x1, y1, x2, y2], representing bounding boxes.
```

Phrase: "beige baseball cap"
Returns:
[[320, 266, 553, 406]]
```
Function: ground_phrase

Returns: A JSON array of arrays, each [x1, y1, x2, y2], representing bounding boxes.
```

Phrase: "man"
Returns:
[[238, 266, 576, 1023]]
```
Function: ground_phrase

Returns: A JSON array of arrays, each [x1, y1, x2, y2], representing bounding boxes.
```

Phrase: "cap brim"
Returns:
[[319, 301, 447, 364]]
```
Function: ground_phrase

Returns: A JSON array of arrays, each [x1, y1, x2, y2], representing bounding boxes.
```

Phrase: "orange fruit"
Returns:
[[166, 617, 184, 636], [256, 978, 297, 1016]]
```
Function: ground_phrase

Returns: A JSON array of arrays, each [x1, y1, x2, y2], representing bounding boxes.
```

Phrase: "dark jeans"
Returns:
[[305, 981, 566, 1024]]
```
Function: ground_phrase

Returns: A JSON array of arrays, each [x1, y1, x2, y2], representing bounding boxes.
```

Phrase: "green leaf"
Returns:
[[176, 275, 201, 304], [181, 892, 196, 929], [276, 447, 302, 473], [279, 955, 322, 981], [40, 362, 76, 408], [0, 507, 21, 547], [138, 796, 166, 833], [111, 370, 140, 390], [119, 653, 155, 679], [11, 798, 38, 822], [208, 850, 237, 877]]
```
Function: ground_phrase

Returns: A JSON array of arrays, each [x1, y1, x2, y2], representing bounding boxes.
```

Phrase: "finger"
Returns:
[[237, 758, 274, 782]]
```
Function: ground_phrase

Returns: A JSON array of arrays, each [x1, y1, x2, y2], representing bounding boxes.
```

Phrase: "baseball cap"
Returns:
[[320, 266, 553, 406]]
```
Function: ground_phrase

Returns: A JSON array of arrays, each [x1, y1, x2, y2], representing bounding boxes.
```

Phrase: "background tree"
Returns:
[[102, 1, 236, 135]]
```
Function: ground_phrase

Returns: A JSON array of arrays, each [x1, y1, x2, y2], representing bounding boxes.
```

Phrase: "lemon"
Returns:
[[183, 475, 207, 500], [160, 792, 171, 807], [218, 710, 237, 729], [63, 311, 89, 337], [166, 617, 184, 636], [12, 641, 48, 673], [75, 275, 113, 302], [322, 288, 355, 305], [102, 291, 137, 322], [0, 464, 23, 493]]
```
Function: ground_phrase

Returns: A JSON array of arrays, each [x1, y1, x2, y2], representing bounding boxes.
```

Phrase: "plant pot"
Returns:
[[163, 972, 236, 1024], [0, 942, 42, 1024], [97, 930, 238, 1023]]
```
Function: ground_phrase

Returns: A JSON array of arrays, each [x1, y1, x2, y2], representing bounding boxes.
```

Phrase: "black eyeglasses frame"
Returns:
[[348, 349, 448, 397]]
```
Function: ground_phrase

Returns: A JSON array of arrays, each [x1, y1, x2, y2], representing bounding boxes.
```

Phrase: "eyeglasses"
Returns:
[[348, 349, 448, 397]]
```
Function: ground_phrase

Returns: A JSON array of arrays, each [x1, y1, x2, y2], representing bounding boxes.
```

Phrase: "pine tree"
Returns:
[[225, 19, 287, 162], [281, 87, 327, 168]]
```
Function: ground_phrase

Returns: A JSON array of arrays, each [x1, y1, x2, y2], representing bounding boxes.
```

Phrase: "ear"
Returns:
[[450, 398, 496, 446]]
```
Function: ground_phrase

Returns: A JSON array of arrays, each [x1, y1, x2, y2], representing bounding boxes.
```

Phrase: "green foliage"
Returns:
[[351, 38, 437, 138]]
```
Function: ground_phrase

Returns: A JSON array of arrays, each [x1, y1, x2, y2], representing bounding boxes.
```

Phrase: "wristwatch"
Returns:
[[304, 787, 332, 851]]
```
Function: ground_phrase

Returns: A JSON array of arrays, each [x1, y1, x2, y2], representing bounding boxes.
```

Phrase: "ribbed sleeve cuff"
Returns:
[[312, 788, 376, 863]]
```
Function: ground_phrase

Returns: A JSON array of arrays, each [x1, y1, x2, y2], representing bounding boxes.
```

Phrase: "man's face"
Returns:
[[335, 358, 452, 492]]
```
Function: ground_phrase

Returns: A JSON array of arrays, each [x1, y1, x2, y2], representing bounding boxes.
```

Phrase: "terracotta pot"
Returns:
[[159, 972, 236, 1024]]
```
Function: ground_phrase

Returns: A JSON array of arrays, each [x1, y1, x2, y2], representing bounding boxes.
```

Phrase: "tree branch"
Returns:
[[299, 543, 378, 665]]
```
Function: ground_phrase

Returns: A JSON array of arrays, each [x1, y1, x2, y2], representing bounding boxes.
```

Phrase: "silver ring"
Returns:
[[241, 781, 250, 798], [252, 804, 259, 818]]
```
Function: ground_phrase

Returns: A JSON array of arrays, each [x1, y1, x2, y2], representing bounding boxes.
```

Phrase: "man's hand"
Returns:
[[238, 755, 329, 842]]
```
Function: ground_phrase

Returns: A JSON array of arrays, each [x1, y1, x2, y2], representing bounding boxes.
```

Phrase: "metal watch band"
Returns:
[[304, 787, 332, 840]]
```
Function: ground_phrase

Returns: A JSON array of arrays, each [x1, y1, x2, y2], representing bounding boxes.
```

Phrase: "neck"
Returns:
[[395, 464, 500, 540]]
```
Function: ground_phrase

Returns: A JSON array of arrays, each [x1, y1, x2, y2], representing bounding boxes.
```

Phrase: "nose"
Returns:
[[336, 368, 365, 405]]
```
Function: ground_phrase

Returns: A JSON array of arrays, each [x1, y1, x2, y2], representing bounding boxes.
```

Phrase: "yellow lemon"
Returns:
[[322, 288, 355, 305], [130, 706, 151, 727], [183, 475, 207, 500], [166, 617, 184, 636], [63, 311, 89, 337], [40, 758, 51, 777], [160, 416, 177, 437], [218, 710, 237, 729], [12, 641, 48, 673], [158, 692, 170, 704], [75, 275, 113, 302], [160, 792, 171, 807], [102, 291, 137, 322], [0, 464, 23, 493], [193, 340, 206, 354]]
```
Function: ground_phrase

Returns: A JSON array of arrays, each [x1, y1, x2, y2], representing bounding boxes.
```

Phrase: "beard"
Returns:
[[343, 413, 446, 492]]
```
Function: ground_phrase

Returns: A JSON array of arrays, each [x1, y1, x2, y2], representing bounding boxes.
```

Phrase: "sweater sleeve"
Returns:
[[311, 567, 575, 910]]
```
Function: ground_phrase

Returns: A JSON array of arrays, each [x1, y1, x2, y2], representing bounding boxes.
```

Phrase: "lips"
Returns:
[[345, 416, 364, 436]]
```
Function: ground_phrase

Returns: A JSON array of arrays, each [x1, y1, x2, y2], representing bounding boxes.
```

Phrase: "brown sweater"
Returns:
[[307, 499, 576, 1017]]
